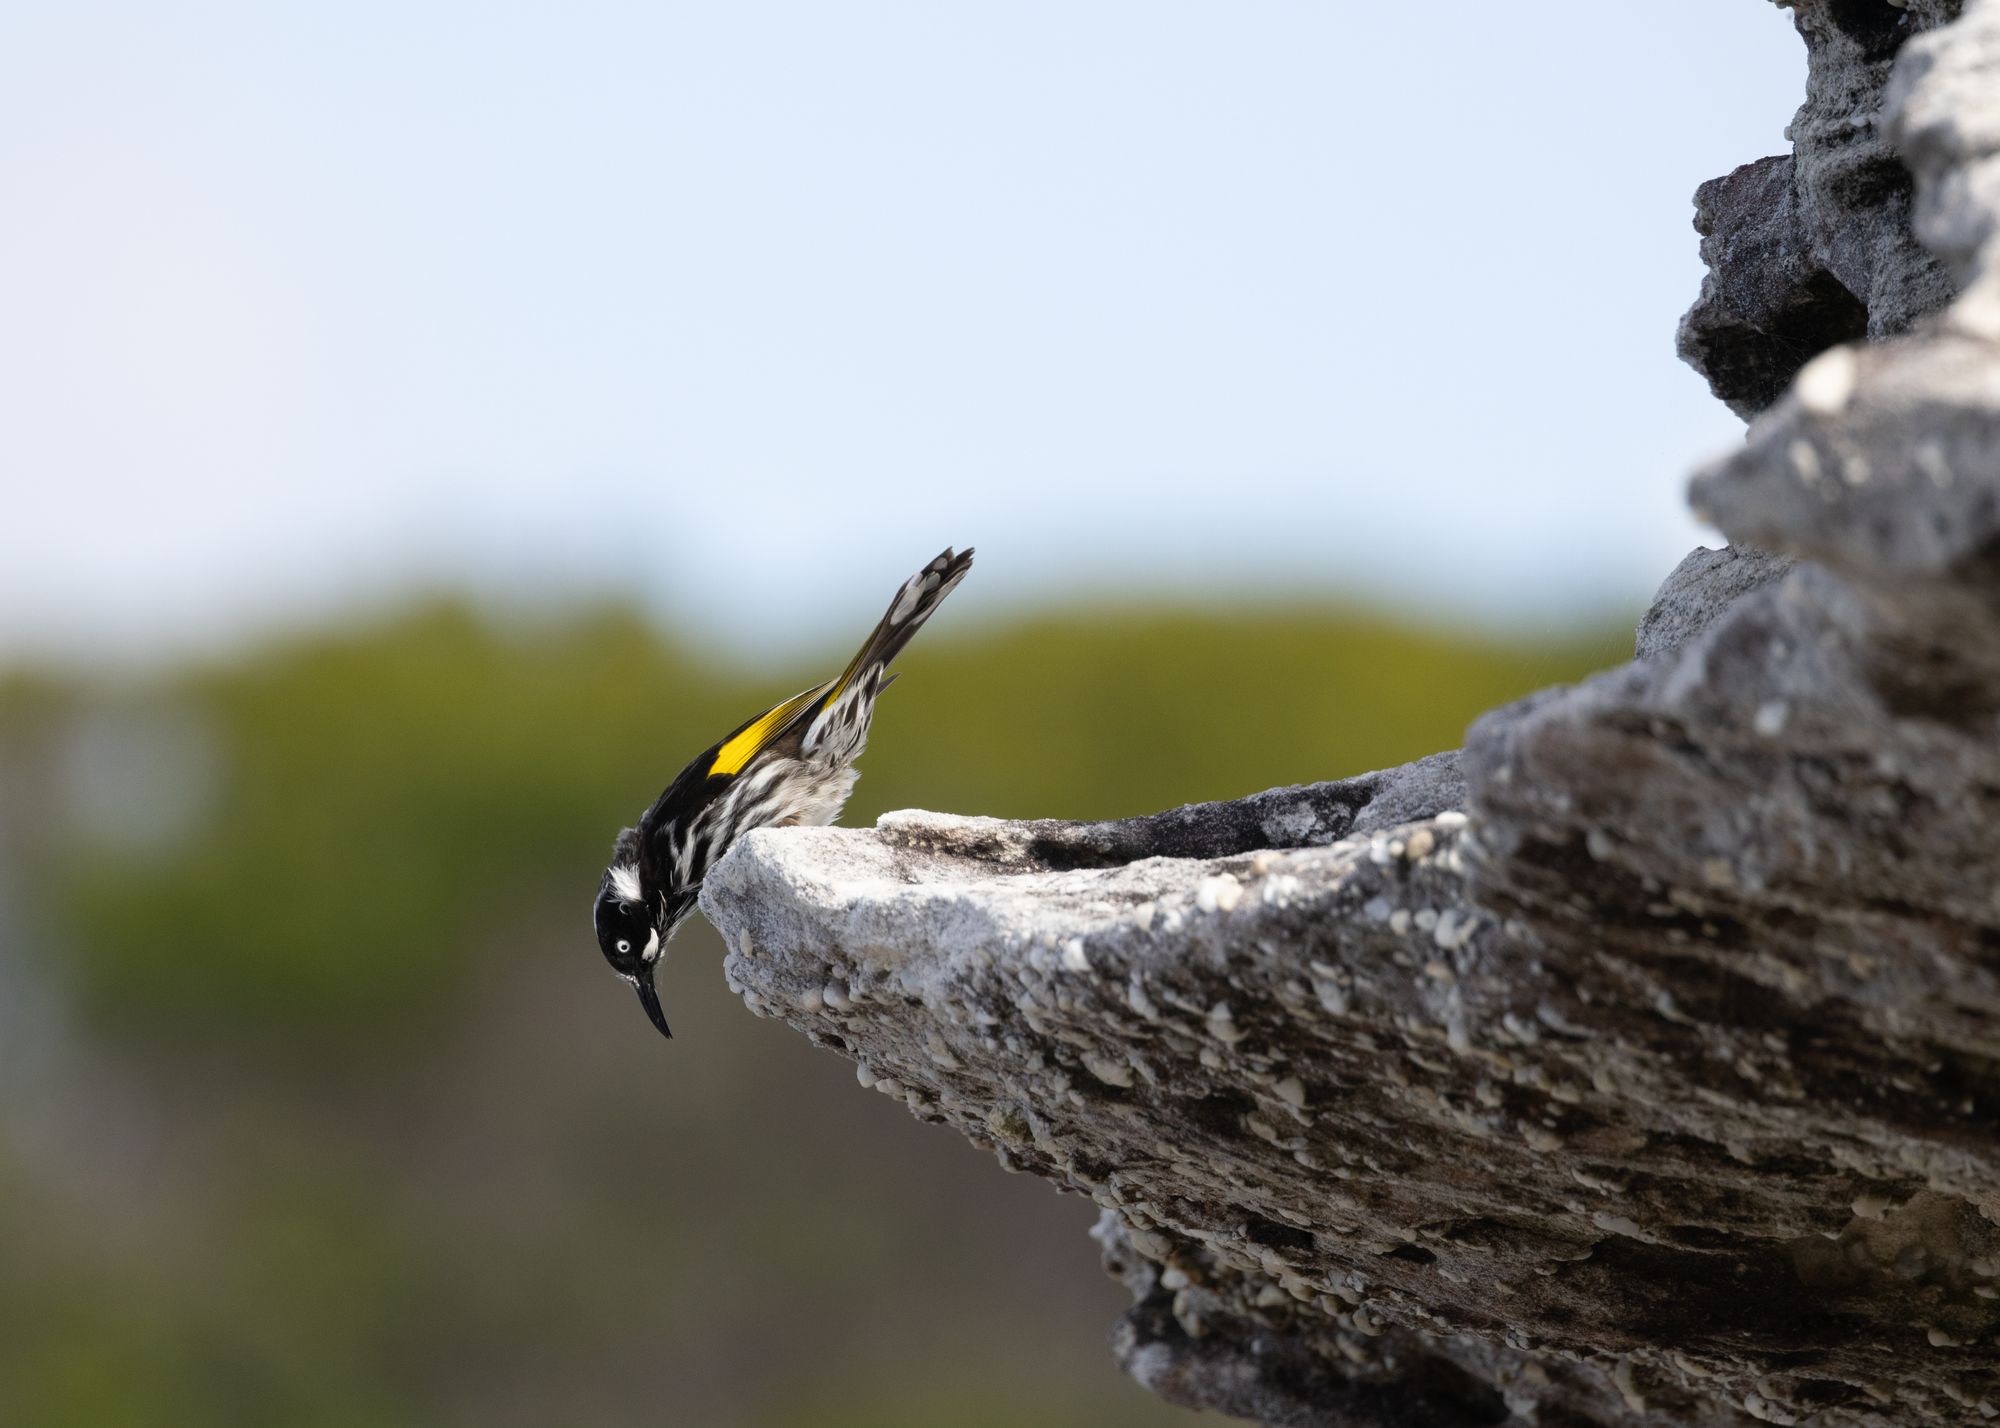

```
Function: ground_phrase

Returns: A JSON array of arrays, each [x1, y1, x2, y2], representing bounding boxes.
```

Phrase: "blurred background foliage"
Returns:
[[0, 597, 1626, 1426]]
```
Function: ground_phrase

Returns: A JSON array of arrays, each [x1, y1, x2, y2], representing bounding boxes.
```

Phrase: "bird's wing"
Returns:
[[707, 681, 832, 778]]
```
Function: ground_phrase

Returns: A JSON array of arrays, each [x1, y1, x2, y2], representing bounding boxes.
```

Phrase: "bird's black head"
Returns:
[[593, 859, 674, 1039]]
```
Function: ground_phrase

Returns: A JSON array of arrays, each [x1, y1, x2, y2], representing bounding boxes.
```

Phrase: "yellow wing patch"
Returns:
[[709, 683, 828, 777]]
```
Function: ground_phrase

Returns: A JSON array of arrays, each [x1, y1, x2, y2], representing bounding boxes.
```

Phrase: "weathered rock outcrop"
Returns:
[[1677, 1, 1962, 418], [701, 4, 2000, 1424]]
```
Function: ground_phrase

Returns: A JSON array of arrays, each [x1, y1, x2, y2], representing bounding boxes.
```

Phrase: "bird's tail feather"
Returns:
[[831, 546, 973, 698]]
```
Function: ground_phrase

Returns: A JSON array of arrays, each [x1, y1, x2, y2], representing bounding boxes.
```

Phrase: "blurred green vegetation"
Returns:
[[26, 600, 1622, 1046], [0, 598, 1627, 1427]]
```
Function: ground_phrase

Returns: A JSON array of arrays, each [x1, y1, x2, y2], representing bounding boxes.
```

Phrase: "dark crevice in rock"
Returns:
[[875, 752, 1465, 874], [1115, 1290, 1515, 1428], [1821, 0, 1921, 57], [1679, 258, 1870, 417]]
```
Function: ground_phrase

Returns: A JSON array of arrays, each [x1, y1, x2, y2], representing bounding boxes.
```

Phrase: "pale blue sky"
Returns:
[[0, 2, 1803, 664]]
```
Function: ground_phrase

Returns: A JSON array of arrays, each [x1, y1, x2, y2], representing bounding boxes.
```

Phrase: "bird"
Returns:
[[592, 546, 974, 1039]]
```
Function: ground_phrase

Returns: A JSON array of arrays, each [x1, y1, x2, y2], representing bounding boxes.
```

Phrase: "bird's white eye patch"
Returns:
[[609, 863, 643, 903], [616, 939, 631, 954]]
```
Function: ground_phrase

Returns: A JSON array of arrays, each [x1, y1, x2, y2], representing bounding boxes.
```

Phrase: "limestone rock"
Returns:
[[1632, 543, 1794, 661], [700, 4, 2000, 1424], [1677, 1, 1962, 418]]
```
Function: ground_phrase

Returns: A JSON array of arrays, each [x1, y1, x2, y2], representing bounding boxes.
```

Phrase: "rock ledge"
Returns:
[[703, 5, 2000, 1424]]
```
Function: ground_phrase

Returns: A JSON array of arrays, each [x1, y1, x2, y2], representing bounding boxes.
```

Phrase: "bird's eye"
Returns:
[[616, 939, 631, 954]]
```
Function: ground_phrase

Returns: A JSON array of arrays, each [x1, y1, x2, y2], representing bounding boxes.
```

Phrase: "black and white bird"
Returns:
[[592, 547, 974, 1039]]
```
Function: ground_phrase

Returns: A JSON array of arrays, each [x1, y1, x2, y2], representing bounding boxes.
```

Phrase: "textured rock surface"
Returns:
[[1678, 0, 1962, 417], [1632, 544, 1794, 661], [701, 4, 2000, 1425]]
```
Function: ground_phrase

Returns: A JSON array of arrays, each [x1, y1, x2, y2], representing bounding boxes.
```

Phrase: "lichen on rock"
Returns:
[[702, 4, 2000, 1423]]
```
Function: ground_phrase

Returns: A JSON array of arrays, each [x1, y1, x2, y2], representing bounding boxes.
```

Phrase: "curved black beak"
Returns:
[[633, 967, 673, 1040]]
